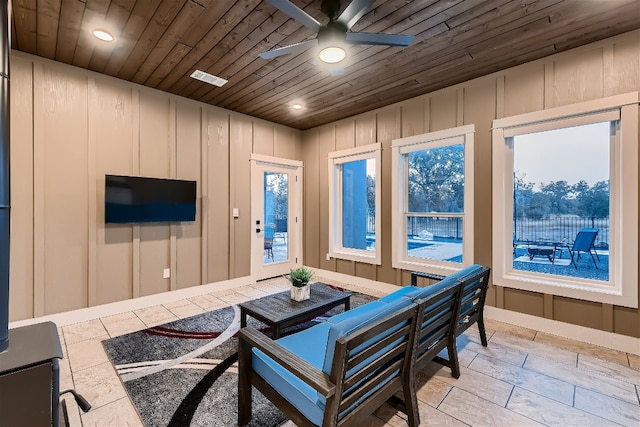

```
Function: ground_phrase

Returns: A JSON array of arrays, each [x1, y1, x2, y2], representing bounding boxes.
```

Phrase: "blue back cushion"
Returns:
[[322, 297, 412, 375], [402, 265, 483, 301]]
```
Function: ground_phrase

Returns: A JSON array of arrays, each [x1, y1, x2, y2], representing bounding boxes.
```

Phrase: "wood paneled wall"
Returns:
[[301, 31, 640, 338], [8, 52, 301, 320]]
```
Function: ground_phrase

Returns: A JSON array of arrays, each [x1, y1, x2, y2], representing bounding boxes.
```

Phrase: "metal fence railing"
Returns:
[[365, 215, 610, 248], [514, 216, 609, 249]]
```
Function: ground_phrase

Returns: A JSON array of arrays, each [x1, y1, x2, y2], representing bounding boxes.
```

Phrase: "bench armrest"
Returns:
[[410, 271, 446, 286], [239, 326, 336, 398]]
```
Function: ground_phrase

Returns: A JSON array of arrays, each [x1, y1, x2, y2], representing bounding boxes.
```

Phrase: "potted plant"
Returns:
[[285, 267, 314, 301]]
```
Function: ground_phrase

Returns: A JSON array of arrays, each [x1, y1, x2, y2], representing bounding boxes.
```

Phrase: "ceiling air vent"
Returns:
[[190, 70, 228, 87]]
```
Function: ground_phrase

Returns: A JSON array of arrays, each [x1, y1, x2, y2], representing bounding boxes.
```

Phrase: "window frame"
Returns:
[[391, 125, 475, 276], [492, 92, 638, 308], [328, 143, 382, 265]]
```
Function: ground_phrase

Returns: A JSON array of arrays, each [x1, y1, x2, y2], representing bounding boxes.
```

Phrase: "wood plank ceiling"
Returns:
[[11, 0, 640, 130]]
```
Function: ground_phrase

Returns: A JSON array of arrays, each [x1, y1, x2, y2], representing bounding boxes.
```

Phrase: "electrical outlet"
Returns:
[[163, 268, 170, 279], [326, 253, 331, 261]]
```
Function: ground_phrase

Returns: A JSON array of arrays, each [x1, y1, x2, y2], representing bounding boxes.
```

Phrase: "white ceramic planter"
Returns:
[[290, 284, 310, 301]]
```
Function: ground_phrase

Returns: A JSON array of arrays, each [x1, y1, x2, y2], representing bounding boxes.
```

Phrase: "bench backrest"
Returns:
[[322, 300, 419, 425]]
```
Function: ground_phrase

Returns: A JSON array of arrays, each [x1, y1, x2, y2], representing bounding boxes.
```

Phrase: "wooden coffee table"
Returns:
[[239, 283, 351, 339]]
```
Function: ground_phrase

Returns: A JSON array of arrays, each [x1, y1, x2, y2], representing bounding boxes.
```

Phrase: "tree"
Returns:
[[407, 145, 464, 213], [540, 180, 571, 214]]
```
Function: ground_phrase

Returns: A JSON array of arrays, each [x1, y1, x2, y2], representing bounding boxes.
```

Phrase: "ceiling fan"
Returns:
[[259, 0, 414, 64]]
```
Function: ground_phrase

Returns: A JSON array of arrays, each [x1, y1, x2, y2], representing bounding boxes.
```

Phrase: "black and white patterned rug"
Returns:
[[102, 284, 374, 427]]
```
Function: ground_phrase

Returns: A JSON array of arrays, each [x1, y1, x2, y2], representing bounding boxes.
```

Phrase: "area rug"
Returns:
[[102, 284, 374, 427]]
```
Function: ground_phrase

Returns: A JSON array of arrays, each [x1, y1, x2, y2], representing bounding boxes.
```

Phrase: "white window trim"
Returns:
[[328, 143, 382, 265], [391, 125, 475, 276], [492, 92, 638, 308]]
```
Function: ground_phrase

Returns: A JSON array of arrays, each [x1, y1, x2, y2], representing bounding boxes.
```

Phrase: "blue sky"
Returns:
[[514, 121, 610, 189]]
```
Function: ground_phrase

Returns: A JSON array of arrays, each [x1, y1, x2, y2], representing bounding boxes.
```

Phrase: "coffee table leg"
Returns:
[[345, 299, 351, 311], [273, 326, 280, 340], [240, 309, 247, 329]]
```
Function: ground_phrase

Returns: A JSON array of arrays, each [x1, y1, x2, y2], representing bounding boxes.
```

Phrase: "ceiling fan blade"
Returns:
[[259, 39, 318, 60], [346, 32, 414, 46], [336, 0, 376, 30], [266, 0, 322, 32]]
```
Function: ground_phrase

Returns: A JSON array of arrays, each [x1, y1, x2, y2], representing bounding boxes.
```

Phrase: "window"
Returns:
[[328, 143, 381, 264], [492, 92, 638, 308], [392, 125, 475, 276]]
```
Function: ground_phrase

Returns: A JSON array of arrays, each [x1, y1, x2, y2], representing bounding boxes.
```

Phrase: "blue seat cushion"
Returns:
[[252, 322, 332, 426]]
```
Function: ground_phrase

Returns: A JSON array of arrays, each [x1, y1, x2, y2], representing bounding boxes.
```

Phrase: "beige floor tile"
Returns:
[[461, 323, 496, 343], [134, 305, 178, 327], [424, 362, 514, 406], [250, 282, 288, 295], [101, 312, 147, 337], [483, 319, 537, 340], [66, 339, 110, 372], [415, 371, 452, 407], [535, 331, 630, 366], [507, 387, 619, 426], [455, 347, 479, 368], [524, 354, 639, 405], [61, 396, 83, 427], [439, 387, 543, 426], [417, 403, 468, 426], [628, 353, 640, 371], [167, 301, 207, 319], [59, 356, 75, 391], [373, 402, 409, 426], [235, 285, 270, 299], [457, 333, 527, 367], [218, 292, 252, 305], [161, 298, 192, 309], [579, 353, 640, 386], [188, 294, 227, 310], [469, 354, 574, 405], [58, 329, 68, 358], [73, 361, 127, 409], [574, 386, 640, 426], [81, 396, 143, 427], [490, 332, 578, 366], [63, 319, 109, 345]]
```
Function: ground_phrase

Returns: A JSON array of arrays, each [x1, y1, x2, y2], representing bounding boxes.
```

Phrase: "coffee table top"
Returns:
[[239, 282, 351, 324]]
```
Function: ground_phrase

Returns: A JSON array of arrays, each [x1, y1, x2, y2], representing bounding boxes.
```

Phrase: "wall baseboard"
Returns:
[[9, 275, 255, 329], [484, 306, 639, 355]]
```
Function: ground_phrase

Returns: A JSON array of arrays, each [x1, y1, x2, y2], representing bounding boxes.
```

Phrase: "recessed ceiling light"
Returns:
[[92, 29, 114, 42], [291, 104, 303, 110]]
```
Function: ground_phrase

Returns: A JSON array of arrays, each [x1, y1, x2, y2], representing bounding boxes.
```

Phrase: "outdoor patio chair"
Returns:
[[568, 228, 599, 269], [264, 224, 275, 260]]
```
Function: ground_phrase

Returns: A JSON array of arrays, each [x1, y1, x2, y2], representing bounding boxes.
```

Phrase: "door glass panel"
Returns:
[[264, 171, 288, 264]]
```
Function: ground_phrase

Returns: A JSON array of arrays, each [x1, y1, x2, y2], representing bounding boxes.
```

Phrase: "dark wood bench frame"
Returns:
[[238, 302, 421, 427], [411, 267, 492, 348]]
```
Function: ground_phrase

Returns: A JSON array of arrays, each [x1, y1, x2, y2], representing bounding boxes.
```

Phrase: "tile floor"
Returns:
[[52, 276, 640, 427]]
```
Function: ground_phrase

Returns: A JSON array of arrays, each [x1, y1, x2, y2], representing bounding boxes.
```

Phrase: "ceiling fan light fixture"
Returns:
[[318, 46, 346, 64]]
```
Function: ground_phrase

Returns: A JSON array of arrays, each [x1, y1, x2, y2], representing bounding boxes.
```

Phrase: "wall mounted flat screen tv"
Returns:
[[105, 175, 197, 224]]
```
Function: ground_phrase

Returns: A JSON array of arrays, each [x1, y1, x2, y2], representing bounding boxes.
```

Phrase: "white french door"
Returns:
[[251, 154, 303, 281]]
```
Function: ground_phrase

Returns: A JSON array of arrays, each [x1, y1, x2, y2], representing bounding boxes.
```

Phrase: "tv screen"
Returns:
[[105, 175, 197, 224]]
